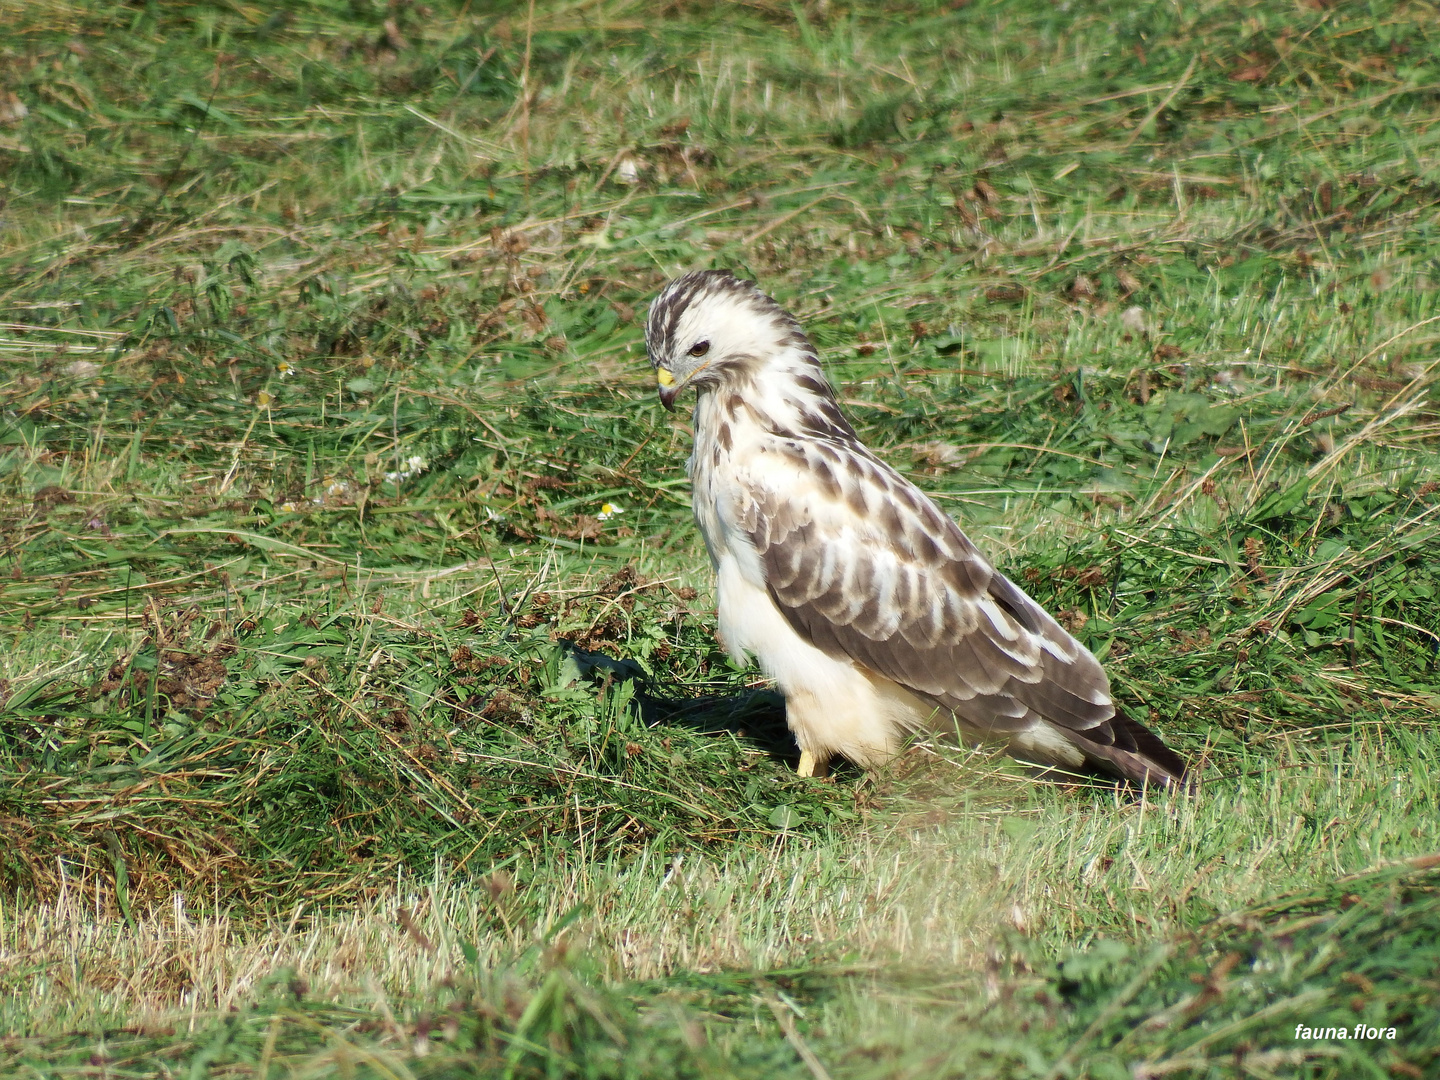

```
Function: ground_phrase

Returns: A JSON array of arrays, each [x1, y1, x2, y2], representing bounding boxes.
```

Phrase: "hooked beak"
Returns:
[[655, 366, 679, 411]]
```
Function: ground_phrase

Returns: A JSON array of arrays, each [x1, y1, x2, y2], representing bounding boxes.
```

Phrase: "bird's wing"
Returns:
[[726, 429, 1118, 741]]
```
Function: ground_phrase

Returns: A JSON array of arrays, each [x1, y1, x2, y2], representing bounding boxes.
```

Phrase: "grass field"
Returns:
[[3, 0, 1440, 1075]]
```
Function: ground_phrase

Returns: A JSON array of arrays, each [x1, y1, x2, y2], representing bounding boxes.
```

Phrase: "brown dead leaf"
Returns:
[[382, 19, 410, 52], [985, 284, 1025, 303], [557, 515, 601, 542], [32, 485, 75, 509], [0, 92, 28, 125], [913, 442, 967, 468], [1244, 537, 1269, 584], [492, 227, 529, 255]]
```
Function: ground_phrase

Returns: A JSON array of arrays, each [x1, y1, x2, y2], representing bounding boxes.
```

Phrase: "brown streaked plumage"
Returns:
[[646, 269, 1186, 787]]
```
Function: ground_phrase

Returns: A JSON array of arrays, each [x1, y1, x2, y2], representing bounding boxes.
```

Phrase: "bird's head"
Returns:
[[644, 269, 807, 410]]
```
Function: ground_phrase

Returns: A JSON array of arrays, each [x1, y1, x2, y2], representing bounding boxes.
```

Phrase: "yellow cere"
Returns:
[[656, 367, 676, 387]]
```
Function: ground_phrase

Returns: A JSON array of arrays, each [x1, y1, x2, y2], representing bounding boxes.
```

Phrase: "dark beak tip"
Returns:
[[658, 387, 678, 411]]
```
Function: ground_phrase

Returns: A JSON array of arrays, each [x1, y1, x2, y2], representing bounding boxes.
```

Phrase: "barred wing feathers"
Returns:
[[728, 428, 1183, 784]]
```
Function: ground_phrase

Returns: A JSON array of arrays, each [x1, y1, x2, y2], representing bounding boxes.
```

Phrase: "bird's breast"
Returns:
[[688, 405, 734, 567], [689, 401, 766, 577]]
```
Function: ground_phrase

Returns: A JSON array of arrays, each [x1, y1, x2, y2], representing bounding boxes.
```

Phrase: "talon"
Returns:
[[797, 750, 829, 779]]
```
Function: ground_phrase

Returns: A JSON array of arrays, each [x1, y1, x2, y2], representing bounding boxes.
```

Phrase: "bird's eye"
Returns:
[[688, 340, 710, 357]]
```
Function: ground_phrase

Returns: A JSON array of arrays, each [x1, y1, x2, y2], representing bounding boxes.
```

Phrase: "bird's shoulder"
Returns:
[[715, 403, 984, 571]]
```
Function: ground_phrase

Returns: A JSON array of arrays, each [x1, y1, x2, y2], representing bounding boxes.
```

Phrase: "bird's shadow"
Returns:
[[555, 640, 807, 768]]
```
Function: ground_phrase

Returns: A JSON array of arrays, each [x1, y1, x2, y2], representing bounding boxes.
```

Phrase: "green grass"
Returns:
[[2, 0, 1440, 1075]]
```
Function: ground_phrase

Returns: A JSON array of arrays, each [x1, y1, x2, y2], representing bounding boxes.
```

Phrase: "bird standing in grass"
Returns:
[[646, 270, 1185, 787]]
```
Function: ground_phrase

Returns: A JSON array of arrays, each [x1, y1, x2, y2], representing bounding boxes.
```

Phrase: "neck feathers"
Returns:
[[710, 333, 857, 444]]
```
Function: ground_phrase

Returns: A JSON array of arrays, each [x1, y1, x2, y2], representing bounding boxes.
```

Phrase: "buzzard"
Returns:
[[646, 270, 1185, 787]]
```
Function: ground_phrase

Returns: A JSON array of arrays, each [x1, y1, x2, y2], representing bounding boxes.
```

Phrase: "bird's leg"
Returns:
[[796, 750, 830, 779]]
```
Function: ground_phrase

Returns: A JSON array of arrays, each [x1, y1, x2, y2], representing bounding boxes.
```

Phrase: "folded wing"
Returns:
[[728, 428, 1183, 784]]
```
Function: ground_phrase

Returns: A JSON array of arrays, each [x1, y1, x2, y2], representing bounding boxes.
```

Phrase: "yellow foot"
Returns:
[[796, 750, 830, 779]]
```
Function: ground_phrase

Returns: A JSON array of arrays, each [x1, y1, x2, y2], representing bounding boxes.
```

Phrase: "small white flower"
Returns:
[[276, 361, 295, 378], [597, 502, 624, 521], [384, 455, 428, 483], [1120, 306, 1148, 337], [312, 478, 357, 506], [615, 156, 640, 184]]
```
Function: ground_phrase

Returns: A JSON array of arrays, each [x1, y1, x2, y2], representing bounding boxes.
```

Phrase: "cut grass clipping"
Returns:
[[2, 0, 1439, 1076]]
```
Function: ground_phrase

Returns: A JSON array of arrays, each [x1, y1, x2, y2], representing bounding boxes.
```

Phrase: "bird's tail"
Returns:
[[1062, 708, 1188, 790]]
